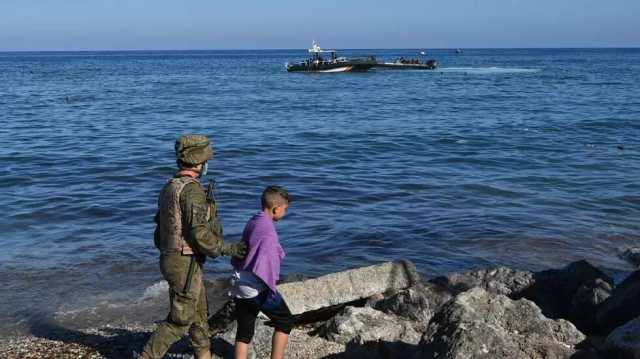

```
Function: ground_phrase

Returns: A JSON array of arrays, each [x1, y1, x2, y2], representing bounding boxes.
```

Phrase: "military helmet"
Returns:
[[175, 135, 213, 165]]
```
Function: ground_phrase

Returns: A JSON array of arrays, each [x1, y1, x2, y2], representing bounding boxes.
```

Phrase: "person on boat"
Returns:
[[139, 135, 247, 359], [230, 186, 294, 359]]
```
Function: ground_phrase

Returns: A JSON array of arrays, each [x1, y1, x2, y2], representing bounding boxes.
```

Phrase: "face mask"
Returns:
[[201, 162, 208, 177]]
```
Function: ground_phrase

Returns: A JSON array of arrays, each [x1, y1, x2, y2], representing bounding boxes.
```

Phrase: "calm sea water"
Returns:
[[1, 48, 639, 335]]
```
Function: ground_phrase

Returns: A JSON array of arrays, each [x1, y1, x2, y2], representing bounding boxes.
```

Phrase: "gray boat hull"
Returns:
[[374, 60, 438, 70]]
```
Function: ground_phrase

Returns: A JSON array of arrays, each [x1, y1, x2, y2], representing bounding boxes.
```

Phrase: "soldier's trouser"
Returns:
[[142, 254, 210, 358]]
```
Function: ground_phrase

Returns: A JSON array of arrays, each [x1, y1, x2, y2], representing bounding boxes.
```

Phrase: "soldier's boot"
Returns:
[[195, 349, 212, 359]]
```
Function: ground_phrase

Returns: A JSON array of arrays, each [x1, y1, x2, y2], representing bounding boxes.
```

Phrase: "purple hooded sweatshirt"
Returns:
[[231, 211, 285, 293]]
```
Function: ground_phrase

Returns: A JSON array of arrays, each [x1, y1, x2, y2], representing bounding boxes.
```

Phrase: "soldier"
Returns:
[[139, 135, 247, 359]]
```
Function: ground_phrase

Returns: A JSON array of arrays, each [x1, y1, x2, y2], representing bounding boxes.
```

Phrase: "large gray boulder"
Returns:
[[278, 260, 420, 315], [597, 270, 640, 334], [603, 316, 640, 359], [318, 306, 421, 345], [430, 266, 534, 296], [418, 287, 586, 359]]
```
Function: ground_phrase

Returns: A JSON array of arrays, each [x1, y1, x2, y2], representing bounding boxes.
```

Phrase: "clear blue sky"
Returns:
[[1, 0, 638, 51]]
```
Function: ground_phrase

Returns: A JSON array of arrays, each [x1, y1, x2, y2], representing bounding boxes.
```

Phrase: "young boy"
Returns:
[[230, 186, 294, 359]]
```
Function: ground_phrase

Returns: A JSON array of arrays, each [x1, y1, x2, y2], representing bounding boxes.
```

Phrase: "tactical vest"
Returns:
[[156, 176, 201, 255]]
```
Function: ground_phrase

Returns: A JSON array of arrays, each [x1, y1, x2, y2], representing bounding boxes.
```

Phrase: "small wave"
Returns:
[[139, 281, 168, 302], [437, 67, 540, 74]]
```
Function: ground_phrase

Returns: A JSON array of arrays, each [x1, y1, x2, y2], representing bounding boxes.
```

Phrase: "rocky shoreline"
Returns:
[[2, 257, 640, 359]]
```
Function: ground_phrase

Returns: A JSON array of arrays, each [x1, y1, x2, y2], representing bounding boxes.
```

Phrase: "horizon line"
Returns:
[[1, 46, 639, 53]]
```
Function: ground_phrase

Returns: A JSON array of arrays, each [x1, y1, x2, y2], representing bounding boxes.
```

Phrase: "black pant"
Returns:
[[234, 290, 294, 344]]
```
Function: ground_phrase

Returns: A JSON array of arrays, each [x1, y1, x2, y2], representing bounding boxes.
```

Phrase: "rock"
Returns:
[[278, 260, 420, 315], [208, 300, 236, 335], [336, 339, 421, 359], [418, 287, 586, 359], [619, 248, 640, 268], [429, 266, 534, 296], [204, 278, 234, 310], [318, 306, 421, 345], [603, 316, 640, 359], [597, 270, 640, 334], [519, 260, 613, 334], [571, 348, 605, 359], [569, 279, 612, 334], [368, 282, 452, 332], [291, 301, 369, 326], [280, 273, 310, 283], [429, 261, 614, 335]]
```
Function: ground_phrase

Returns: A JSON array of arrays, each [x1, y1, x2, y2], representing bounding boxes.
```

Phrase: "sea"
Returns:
[[1, 48, 639, 336]]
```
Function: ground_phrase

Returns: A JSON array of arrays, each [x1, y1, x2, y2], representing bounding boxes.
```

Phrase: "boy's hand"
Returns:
[[223, 242, 247, 258]]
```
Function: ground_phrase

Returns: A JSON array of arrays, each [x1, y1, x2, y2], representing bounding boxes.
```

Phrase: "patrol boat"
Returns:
[[374, 57, 438, 70], [286, 42, 376, 73]]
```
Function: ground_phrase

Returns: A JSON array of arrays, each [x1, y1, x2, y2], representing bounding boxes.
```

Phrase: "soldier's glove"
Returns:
[[223, 242, 248, 258]]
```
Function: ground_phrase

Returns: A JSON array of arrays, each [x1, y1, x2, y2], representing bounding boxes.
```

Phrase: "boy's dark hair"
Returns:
[[261, 186, 290, 210]]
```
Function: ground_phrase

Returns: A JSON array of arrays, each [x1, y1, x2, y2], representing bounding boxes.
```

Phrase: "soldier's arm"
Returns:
[[180, 182, 225, 257]]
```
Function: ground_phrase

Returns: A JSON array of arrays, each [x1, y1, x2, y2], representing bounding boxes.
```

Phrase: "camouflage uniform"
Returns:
[[141, 135, 244, 359]]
